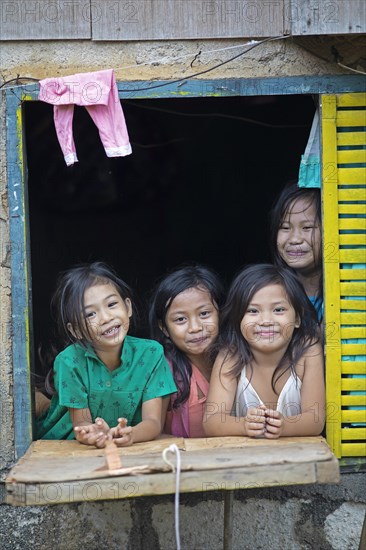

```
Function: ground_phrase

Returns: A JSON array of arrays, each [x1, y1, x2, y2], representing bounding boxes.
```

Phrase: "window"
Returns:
[[4, 78, 365, 463]]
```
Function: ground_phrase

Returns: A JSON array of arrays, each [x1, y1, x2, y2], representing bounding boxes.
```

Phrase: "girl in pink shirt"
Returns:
[[149, 266, 224, 438]]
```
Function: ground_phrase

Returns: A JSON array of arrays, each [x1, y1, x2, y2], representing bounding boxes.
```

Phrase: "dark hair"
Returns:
[[217, 263, 320, 392], [269, 183, 323, 316], [52, 261, 133, 345], [42, 262, 133, 393], [270, 183, 322, 267], [149, 265, 225, 409]]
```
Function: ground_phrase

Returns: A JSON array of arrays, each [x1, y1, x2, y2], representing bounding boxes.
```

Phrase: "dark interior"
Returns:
[[24, 93, 316, 374]]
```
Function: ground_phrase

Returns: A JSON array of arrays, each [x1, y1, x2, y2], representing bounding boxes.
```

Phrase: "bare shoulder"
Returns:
[[295, 341, 324, 381], [213, 348, 238, 377], [302, 340, 324, 362]]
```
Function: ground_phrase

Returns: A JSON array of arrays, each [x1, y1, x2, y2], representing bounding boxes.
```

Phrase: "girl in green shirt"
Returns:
[[36, 262, 176, 447]]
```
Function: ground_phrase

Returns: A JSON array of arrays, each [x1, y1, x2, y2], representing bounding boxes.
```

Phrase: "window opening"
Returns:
[[25, 94, 316, 396]]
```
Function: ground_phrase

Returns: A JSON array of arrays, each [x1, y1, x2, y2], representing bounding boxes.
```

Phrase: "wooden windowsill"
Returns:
[[6, 436, 340, 506]]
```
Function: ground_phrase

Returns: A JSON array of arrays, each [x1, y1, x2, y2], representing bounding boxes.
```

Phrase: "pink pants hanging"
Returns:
[[39, 69, 132, 166]]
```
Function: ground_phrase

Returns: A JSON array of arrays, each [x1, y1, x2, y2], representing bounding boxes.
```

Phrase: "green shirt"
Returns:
[[36, 335, 177, 440]]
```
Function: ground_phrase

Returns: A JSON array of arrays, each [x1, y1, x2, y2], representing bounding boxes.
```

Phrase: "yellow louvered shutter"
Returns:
[[322, 92, 366, 458]]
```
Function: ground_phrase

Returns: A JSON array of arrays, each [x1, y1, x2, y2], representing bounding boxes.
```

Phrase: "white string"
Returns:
[[162, 443, 181, 550]]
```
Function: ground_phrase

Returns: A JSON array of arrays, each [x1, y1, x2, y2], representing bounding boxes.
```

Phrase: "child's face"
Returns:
[[240, 284, 300, 355], [276, 198, 321, 275], [77, 283, 132, 353], [163, 286, 219, 361]]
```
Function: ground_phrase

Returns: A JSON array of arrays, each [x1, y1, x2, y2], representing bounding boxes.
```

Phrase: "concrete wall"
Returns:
[[1, 474, 365, 550], [1, 34, 366, 549]]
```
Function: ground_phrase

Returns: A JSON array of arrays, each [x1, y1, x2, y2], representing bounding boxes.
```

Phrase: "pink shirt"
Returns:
[[165, 363, 209, 438]]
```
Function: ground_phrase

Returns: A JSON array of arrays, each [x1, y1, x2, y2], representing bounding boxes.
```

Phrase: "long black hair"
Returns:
[[217, 263, 320, 393], [149, 265, 225, 409]]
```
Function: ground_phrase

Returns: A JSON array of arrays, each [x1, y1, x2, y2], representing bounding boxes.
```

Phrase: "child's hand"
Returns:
[[112, 417, 134, 447], [245, 405, 267, 437], [264, 409, 284, 439], [74, 417, 112, 448]]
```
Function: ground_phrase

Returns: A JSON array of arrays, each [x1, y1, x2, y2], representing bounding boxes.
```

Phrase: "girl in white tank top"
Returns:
[[204, 264, 325, 439]]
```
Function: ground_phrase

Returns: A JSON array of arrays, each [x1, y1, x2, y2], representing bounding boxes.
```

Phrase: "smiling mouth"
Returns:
[[256, 331, 278, 338], [286, 250, 308, 256], [102, 325, 120, 337], [188, 336, 209, 344]]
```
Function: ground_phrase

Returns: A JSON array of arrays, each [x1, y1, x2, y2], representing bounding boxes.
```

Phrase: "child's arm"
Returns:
[[264, 343, 325, 438], [203, 352, 266, 437], [113, 397, 163, 447], [161, 396, 171, 431], [70, 408, 111, 448]]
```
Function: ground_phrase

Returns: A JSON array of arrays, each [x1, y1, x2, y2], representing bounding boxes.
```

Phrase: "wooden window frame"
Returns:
[[4, 74, 365, 461]]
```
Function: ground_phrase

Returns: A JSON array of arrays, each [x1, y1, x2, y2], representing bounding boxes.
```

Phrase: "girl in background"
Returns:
[[36, 262, 176, 447], [204, 264, 325, 438], [270, 183, 323, 320], [149, 265, 224, 438]]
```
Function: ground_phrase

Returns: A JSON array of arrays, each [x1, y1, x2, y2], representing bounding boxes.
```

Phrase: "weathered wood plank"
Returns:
[[0, 0, 91, 39], [92, 0, 284, 41], [8, 443, 335, 483], [290, 0, 365, 35], [7, 462, 324, 506], [5, 437, 339, 505]]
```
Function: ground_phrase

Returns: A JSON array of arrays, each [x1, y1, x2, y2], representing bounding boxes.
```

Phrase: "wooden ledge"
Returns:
[[6, 436, 340, 506]]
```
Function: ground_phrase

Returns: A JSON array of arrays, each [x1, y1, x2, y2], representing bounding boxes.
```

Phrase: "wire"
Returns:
[[126, 100, 308, 129], [0, 76, 40, 89], [337, 61, 366, 76], [118, 35, 291, 92], [114, 41, 262, 71]]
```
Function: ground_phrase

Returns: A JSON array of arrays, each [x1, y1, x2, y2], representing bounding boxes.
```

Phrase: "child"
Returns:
[[270, 183, 323, 320], [204, 264, 325, 438], [149, 265, 224, 438], [36, 262, 176, 447]]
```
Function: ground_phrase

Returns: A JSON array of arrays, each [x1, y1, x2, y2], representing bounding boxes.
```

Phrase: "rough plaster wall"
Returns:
[[0, 91, 14, 471], [0, 37, 350, 84], [0, 477, 365, 550]]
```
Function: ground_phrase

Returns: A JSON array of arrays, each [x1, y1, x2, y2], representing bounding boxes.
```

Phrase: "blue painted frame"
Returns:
[[6, 73, 365, 459]]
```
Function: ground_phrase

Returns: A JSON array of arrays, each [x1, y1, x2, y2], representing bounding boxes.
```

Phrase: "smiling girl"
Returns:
[[270, 184, 323, 320], [149, 265, 224, 438], [204, 264, 325, 438], [36, 262, 176, 447]]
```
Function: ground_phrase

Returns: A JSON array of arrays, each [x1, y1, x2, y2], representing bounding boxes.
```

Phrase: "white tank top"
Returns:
[[235, 366, 302, 418]]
